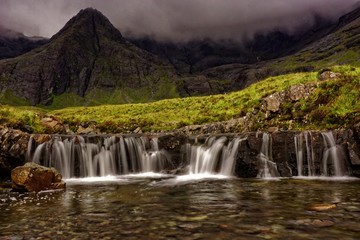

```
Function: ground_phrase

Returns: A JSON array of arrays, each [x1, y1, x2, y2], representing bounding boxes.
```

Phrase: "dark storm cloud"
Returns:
[[0, 0, 358, 41]]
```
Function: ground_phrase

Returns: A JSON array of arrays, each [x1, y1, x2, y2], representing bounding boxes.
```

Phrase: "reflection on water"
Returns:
[[1, 177, 360, 239]]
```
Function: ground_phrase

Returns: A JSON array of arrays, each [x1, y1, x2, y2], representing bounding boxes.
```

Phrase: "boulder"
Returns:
[[318, 71, 342, 81], [11, 162, 65, 192], [288, 84, 314, 101], [265, 93, 283, 113], [41, 116, 65, 133]]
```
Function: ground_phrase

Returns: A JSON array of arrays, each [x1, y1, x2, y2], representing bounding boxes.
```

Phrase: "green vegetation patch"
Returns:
[[50, 71, 318, 133], [1, 65, 358, 133], [0, 105, 45, 133]]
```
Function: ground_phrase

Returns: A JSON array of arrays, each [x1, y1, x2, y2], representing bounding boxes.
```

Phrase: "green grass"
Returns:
[[0, 105, 45, 132], [1, 65, 358, 133], [49, 71, 318, 132]]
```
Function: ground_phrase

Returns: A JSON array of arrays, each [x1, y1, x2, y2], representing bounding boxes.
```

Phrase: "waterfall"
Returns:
[[187, 137, 243, 176], [30, 136, 169, 178], [321, 132, 346, 177], [294, 133, 304, 176], [295, 132, 316, 177], [257, 133, 279, 178], [304, 132, 316, 176]]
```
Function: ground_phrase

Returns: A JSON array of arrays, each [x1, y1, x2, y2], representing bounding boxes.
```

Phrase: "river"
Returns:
[[1, 176, 359, 239]]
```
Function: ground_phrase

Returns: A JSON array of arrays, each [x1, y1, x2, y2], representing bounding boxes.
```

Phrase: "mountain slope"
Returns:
[[0, 27, 48, 60], [0, 8, 177, 106], [200, 5, 360, 91], [128, 15, 339, 74]]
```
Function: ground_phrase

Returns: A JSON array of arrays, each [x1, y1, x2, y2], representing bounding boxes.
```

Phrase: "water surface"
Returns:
[[1, 176, 360, 239]]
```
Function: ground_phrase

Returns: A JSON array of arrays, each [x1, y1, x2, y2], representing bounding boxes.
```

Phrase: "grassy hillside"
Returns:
[[0, 65, 358, 134]]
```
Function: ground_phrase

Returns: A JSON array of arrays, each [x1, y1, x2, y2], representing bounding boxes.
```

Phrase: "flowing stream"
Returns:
[[295, 131, 348, 177], [30, 136, 170, 178], [257, 133, 280, 178], [1, 132, 359, 238], [1, 178, 360, 239], [186, 137, 244, 176]]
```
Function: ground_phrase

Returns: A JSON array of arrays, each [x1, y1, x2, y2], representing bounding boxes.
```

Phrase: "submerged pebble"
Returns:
[[306, 203, 337, 211]]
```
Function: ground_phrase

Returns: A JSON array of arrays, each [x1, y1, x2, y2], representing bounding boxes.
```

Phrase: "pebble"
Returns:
[[176, 215, 208, 221], [295, 219, 335, 228], [306, 203, 337, 211], [345, 206, 360, 212]]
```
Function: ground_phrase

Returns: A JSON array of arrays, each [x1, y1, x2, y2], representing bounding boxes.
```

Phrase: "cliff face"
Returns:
[[0, 8, 176, 105]]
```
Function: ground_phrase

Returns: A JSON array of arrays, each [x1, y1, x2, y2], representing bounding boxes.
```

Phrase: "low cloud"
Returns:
[[0, 0, 358, 42]]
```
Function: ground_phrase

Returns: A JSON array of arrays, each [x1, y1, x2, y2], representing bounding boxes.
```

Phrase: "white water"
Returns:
[[295, 131, 316, 177], [257, 133, 280, 178], [322, 132, 346, 177], [304, 131, 316, 176], [295, 131, 348, 177], [187, 137, 244, 177], [31, 136, 169, 179], [294, 133, 304, 176]]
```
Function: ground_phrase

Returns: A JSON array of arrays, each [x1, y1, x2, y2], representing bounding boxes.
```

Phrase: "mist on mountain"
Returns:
[[0, 0, 358, 42]]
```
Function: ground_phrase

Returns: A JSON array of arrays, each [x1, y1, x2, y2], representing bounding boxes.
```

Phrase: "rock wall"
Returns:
[[0, 127, 30, 179], [1, 126, 360, 180]]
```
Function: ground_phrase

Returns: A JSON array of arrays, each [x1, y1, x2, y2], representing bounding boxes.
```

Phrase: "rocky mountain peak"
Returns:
[[0, 8, 175, 106], [51, 7, 123, 43]]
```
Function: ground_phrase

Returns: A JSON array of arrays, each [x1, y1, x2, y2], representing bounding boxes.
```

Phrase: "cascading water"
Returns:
[[294, 131, 316, 176], [321, 132, 347, 176], [304, 131, 316, 176], [187, 137, 244, 176], [30, 136, 169, 178], [257, 133, 280, 178], [295, 133, 304, 176]]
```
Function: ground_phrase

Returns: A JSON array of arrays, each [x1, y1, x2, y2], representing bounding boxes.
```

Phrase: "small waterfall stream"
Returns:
[[187, 137, 244, 176], [26, 131, 353, 180], [294, 131, 316, 176], [321, 132, 346, 176], [30, 136, 169, 178], [294, 131, 348, 177], [257, 133, 280, 178]]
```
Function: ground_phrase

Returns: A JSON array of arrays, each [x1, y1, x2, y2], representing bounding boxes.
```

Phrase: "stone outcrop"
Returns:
[[11, 162, 65, 192], [41, 116, 66, 134], [318, 71, 342, 81], [0, 127, 30, 179], [263, 83, 316, 113]]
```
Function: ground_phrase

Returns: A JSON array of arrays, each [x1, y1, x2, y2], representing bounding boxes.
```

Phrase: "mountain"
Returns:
[[0, 5, 359, 107], [128, 14, 340, 75], [0, 8, 177, 106], [198, 4, 360, 91], [0, 27, 48, 60]]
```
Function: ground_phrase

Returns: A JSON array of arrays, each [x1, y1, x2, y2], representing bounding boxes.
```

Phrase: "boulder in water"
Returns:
[[11, 162, 65, 192]]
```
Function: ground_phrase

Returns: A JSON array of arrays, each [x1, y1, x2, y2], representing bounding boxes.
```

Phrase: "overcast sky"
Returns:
[[0, 0, 359, 42]]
